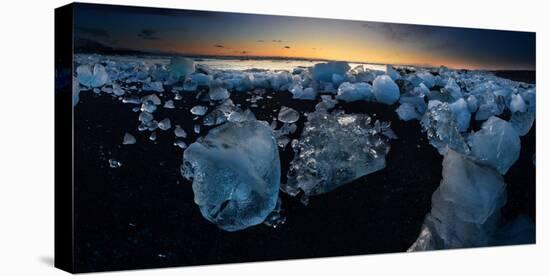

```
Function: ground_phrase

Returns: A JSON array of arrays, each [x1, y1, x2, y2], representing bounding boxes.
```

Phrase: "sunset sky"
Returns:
[[74, 3, 536, 70]]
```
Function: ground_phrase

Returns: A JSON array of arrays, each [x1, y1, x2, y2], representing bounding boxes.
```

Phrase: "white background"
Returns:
[[0, 0, 548, 274]]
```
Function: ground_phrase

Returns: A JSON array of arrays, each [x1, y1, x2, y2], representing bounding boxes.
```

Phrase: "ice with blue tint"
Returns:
[[509, 94, 527, 113], [182, 120, 280, 231], [510, 111, 534, 136], [386, 65, 400, 81], [373, 75, 400, 105], [209, 80, 230, 101], [469, 116, 520, 174], [449, 98, 471, 132], [336, 82, 373, 102], [311, 61, 350, 83], [284, 110, 393, 198], [444, 78, 462, 101], [290, 85, 317, 100], [76, 64, 109, 88], [416, 71, 435, 88], [395, 103, 421, 121], [408, 149, 506, 251], [277, 106, 300, 124], [420, 100, 469, 155], [72, 77, 80, 106], [169, 56, 195, 80]]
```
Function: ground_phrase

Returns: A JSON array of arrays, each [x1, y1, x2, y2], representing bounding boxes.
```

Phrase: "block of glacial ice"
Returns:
[[420, 100, 470, 155], [373, 75, 400, 105], [444, 78, 462, 100], [386, 65, 400, 80], [122, 133, 136, 145], [278, 106, 300, 124], [182, 120, 280, 231], [190, 73, 213, 86], [315, 95, 338, 111], [284, 110, 392, 197], [190, 105, 208, 116], [510, 111, 534, 136], [417, 71, 435, 88], [469, 116, 520, 174], [76, 64, 109, 88], [143, 81, 164, 92], [169, 56, 195, 80], [208, 80, 230, 101], [290, 84, 317, 100], [409, 150, 506, 251], [449, 98, 471, 132], [311, 62, 350, 82], [174, 125, 187, 138], [466, 95, 478, 112], [158, 118, 171, 130], [395, 102, 421, 121], [336, 82, 373, 102], [509, 94, 527, 113]]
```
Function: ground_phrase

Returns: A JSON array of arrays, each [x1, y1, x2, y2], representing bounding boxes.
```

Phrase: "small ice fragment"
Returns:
[[395, 103, 421, 121], [158, 118, 171, 130], [190, 105, 208, 116], [141, 94, 161, 105], [122, 133, 136, 145], [149, 131, 157, 141], [373, 75, 400, 105], [277, 135, 291, 148], [194, 124, 200, 134], [108, 159, 122, 168], [174, 140, 188, 149], [163, 100, 175, 109], [138, 112, 154, 123], [112, 84, 125, 96], [122, 96, 141, 104], [278, 106, 299, 124], [143, 81, 164, 92], [174, 125, 187, 138], [140, 100, 157, 113], [76, 64, 109, 88]]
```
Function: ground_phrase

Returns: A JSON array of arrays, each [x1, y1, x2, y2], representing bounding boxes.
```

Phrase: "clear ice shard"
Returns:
[[469, 116, 520, 174], [76, 64, 109, 88], [277, 106, 300, 124], [158, 118, 172, 130], [208, 80, 230, 101], [408, 149, 506, 251], [182, 120, 281, 231], [174, 125, 187, 138], [108, 159, 122, 168], [122, 133, 136, 145], [284, 110, 392, 197], [373, 75, 400, 105], [420, 100, 469, 155]]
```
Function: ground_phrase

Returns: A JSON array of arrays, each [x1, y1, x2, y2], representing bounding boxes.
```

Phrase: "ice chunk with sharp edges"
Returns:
[[311, 62, 350, 82], [284, 110, 392, 197], [449, 98, 471, 132], [336, 82, 373, 102], [182, 120, 280, 231], [122, 133, 136, 145], [76, 64, 109, 88], [408, 150, 506, 251], [420, 101, 469, 155], [469, 116, 520, 174], [170, 56, 195, 80], [509, 94, 527, 113], [209, 80, 230, 101], [278, 106, 300, 124], [373, 75, 400, 105]]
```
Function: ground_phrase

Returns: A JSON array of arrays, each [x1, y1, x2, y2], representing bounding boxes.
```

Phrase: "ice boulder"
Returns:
[[208, 80, 230, 101], [509, 94, 527, 113], [417, 71, 436, 88], [395, 103, 421, 121], [373, 75, 400, 105], [444, 78, 462, 100], [170, 56, 195, 80], [336, 82, 373, 102], [510, 111, 535, 136], [284, 110, 392, 198], [76, 64, 109, 88], [311, 62, 350, 83], [469, 116, 520, 174], [449, 98, 471, 132], [408, 150, 506, 251], [290, 85, 317, 100], [386, 65, 400, 80], [181, 120, 281, 231]]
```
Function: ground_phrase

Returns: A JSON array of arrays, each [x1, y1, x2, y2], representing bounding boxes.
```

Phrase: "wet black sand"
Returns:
[[73, 78, 535, 272]]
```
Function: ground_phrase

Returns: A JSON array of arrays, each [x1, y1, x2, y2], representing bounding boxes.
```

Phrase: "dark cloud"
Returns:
[[272, 39, 282, 43], [76, 27, 110, 38], [137, 29, 161, 40], [214, 44, 224, 48], [234, 50, 250, 54], [256, 40, 264, 42], [362, 22, 434, 42], [284, 46, 291, 49]]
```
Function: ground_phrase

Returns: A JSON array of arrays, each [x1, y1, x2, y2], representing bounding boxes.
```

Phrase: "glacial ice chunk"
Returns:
[[509, 94, 527, 113], [182, 120, 280, 231], [277, 106, 300, 124], [469, 116, 520, 174], [336, 82, 373, 102], [76, 64, 109, 88], [143, 81, 164, 92], [174, 125, 187, 138], [290, 85, 317, 100], [373, 75, 400, 105], [108, 159, 122, 168], [408, 149, 506, 251], [420, 100, 470, 155], [417, 71, 435, 88], [510, 111, 534, 136], [122, 133, 136, 145], [209, 80, 230, 101], [311, 62, 350, 82], [170, 56, 195, 80], [158, 118, 172, 130], [190, 105, 208, 116], [386, 65, 400, 80], [395, 103, 421, 121], [163, 100, 175, 109], [449, 98, 471, 132], [284, 110, 392, 197]]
